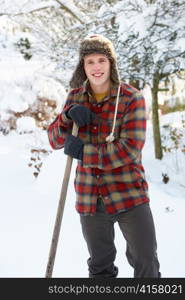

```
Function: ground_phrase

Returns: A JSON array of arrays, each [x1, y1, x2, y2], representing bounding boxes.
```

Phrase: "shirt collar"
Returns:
[[81, 80, 121, 98]]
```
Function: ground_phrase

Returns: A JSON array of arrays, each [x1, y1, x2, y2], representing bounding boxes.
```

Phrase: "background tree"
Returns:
[[114, 0, 185, 159]]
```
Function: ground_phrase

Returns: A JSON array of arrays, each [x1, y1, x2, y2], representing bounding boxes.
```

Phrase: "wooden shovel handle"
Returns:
[[45, 122, 79, 278]]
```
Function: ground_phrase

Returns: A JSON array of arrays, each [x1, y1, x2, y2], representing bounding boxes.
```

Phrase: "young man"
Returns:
[[47, 34, 161, 278]]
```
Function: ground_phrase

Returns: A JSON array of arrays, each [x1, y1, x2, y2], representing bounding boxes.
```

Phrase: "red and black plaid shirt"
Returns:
[[47, 81, 149, 215]]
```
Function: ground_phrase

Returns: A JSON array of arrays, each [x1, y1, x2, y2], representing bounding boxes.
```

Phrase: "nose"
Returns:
[[93, 63, 101, 71]]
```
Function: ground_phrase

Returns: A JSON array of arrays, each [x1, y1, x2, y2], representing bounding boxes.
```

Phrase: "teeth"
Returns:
[[93, 73, 103, 77]]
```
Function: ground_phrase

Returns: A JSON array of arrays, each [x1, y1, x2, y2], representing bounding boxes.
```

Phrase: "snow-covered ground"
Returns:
[[0, 111, 185, 278]]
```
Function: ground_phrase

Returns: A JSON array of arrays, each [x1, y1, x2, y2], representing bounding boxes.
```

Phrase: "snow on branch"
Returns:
[[0, 0, 59, 16], [0, 0, 88, 24], [0, 1, 58, 16], [55, 0, 89, 24]]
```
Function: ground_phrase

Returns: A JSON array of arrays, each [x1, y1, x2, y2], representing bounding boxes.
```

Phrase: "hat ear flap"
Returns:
[[69, 60, 87, 88], [111, 61, 120, 84]]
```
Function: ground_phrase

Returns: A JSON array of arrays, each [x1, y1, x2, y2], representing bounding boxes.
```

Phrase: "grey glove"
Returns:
[[65, 104, 95, 127], [64, 134, 84, 160]]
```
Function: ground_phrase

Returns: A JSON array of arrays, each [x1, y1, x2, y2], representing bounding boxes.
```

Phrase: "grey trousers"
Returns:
[[80, 198, 160, 278]]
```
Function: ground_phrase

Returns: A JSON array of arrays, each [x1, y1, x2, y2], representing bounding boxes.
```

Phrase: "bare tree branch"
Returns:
[[55, 0, 85, 24]]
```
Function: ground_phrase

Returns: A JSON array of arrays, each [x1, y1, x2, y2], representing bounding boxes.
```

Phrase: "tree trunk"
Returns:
[[151, 75, 163, 159], [129, 79, 140, 90]]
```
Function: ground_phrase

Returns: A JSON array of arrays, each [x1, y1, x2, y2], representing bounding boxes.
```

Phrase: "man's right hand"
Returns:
[[65, 104, 95, 127]]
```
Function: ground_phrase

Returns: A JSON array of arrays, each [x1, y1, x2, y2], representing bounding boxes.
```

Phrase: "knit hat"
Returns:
[[69, 34, 120, 88]]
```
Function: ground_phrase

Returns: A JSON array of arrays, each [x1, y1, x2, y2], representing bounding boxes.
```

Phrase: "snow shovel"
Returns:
[[45, 122, 79, 278]]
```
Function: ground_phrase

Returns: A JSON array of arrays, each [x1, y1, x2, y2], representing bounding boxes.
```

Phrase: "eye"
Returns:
[[99, 58, 106, 63], [86, 60, 93, 64]]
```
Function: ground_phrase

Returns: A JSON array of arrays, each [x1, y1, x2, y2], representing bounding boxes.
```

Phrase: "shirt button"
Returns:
[[96, 175, 100, 178], [93, 126, 97, 130]]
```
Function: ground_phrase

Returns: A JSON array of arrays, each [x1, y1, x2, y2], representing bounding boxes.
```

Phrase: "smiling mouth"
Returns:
[[92, 73, 104, 77]]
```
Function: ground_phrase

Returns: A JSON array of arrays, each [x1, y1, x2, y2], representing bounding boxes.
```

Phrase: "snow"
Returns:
[[0, 111, 185, 278], [1, 0, 185, 279], [16, 116, 36, 133], [114, 0, 185, 87], [36, 77, 67, 113], [0, 56, 67, 119], [97, 4, 110, 18], [56, 0, 89, 23], [0, 0, 59, 14]]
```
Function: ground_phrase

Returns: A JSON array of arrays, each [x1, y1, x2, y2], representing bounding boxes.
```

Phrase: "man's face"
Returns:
[[83, 53, 111, 90]]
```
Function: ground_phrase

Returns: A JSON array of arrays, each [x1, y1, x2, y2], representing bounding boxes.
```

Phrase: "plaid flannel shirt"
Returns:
[[47, 81, 150, 215]]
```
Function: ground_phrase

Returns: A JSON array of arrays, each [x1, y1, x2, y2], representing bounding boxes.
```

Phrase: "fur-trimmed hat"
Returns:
[[69, 34, 120, 88]]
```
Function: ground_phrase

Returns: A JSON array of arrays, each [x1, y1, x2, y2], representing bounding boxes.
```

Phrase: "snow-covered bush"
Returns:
[[16, 116, 36, 134], [0, 56, 67, 134]]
